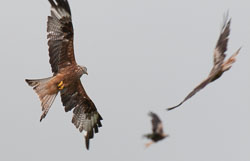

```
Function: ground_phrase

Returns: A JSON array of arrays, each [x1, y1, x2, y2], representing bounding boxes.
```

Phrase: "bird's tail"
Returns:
[[25, 77, 58, 121], [222, 47, 241, 72]]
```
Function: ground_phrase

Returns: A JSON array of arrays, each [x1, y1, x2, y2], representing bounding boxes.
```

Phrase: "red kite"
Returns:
[[25, 0, 102, 150], [144, 112, 168, 147], [168, 15, 241, 111]]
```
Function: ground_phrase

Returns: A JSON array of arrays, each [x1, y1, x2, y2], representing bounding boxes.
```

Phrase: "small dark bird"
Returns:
[[167, 14, 241, 111], [144, 112, 168, 147], [25, 0, 102, 150]]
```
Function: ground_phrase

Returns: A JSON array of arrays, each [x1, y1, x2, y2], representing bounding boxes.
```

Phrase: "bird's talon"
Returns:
[[58, 81, 63, 87]]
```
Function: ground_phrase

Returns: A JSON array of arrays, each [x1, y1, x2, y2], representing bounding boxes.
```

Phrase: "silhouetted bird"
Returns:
[[144, 112, 168, 147]]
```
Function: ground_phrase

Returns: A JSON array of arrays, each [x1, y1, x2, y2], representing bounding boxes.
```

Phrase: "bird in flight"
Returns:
[[167, 14, 241, 111], [25, 0, 102, 150], [144, 112, 168, 147]]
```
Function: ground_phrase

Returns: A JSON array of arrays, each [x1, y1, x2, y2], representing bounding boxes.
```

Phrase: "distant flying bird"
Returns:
[[25, 0, 102, 150], [167, 15, 241, 111], [144, 112, 168, 147]]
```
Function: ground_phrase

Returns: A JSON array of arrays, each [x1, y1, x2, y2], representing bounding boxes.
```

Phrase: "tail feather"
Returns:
[[25, 77, 58, 121], [40, 93, 57, 121]]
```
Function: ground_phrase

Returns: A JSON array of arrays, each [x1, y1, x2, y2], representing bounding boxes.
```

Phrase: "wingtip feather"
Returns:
[[85, 134, 90, 150], [48, 0, 56, 8]]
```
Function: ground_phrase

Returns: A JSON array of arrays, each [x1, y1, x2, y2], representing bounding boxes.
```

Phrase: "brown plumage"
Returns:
[[25, 0, 102, 150], [167, 14, 241, 111], [144, 112, 168, 147]]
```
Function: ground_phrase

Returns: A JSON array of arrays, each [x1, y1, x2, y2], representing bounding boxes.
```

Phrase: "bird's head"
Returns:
[[78, 65, 88, 76]]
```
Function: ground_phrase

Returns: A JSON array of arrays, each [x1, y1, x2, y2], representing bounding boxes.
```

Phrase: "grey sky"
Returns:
[[0, 0, 249, 161]]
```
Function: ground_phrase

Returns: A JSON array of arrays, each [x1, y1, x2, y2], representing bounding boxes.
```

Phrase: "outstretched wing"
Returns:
[[47, 0, 76, 74], [149, 112, 164, 134], [60, 80, 102, 150], [167, 77, 211, 110], [213, 14, 231, 67]]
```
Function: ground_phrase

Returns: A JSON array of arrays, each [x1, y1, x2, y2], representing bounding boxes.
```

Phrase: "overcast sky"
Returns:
[[0, 0, 249, 161]]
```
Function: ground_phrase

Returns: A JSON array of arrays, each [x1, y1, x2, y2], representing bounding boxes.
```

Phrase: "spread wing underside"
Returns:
[[60, 80, 103, 149], [47, 0, 76, 74]]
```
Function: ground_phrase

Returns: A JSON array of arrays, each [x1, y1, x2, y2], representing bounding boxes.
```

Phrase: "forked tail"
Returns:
[[25, 77, 58, 121]]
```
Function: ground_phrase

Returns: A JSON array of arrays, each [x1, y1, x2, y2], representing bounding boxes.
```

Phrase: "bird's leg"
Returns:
[[58, 81, 64, 90], [145, 141, 153, 148]]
